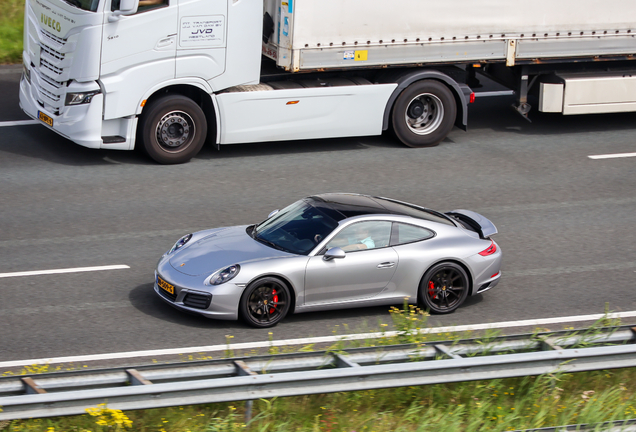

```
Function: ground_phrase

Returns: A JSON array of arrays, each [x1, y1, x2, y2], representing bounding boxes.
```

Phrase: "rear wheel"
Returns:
[[391, 80, 456, 148], [139, 94, 207, 164], [239, 277, 291, 328], [419, 262, 469, 314]]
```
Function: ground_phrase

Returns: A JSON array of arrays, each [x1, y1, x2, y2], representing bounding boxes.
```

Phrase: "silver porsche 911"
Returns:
[[154, 193, 502, 328]]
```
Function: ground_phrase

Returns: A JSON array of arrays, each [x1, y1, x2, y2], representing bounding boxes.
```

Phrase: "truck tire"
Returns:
[[391, 80, 456, 148], [139, 94, 207, 164]]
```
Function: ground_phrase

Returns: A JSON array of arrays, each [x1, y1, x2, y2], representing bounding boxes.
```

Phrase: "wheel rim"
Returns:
[[404, 93, 444, 135], [247, 281, 287, 324], [155, 111, 196, 153], [426, 267, 466, 310]]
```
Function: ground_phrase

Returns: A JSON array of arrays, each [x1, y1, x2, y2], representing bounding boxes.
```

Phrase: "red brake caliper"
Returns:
[[270, 289, 278, 314], [428, 281, 437, 299]]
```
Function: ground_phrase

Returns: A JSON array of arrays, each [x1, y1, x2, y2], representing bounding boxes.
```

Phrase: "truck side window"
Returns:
[[111, 0, 168, 13]]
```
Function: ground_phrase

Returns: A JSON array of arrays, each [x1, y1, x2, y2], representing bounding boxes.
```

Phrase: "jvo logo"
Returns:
[[191, 29, 214, 35], [41, 13, 62, 33]]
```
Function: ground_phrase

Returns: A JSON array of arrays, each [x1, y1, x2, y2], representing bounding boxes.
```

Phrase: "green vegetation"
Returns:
[[0, 0, 24, 64], [2, 307, 634, 431], [4, 368, 636, 431]]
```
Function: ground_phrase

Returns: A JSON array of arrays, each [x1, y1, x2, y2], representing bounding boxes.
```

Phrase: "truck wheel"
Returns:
[[391, 80, 456, 148], [139, 94, 207, 164]]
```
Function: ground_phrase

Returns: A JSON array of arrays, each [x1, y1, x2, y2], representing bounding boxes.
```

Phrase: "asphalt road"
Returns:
[[1, 64, 635, 364]]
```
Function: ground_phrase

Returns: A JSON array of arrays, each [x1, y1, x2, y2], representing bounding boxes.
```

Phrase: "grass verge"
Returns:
[[0, 0, 24, 64], [3, 368, 636, 431], [2, 307, 634, 431]]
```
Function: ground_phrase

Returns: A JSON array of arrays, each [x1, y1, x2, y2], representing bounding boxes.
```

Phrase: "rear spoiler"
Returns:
[[445, 209, 498, 239]]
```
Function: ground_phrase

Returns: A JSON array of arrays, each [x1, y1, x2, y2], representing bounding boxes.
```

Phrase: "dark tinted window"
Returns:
[[391, 223, 435, 246], [254, 199, 339, 255], [112, 0, 168, 12]]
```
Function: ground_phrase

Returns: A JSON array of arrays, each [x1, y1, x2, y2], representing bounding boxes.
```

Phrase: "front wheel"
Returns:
[[239, 277, 291, 328], [419, 262, 469, 314], [138, 94, 207, 164], [391, 80, 457, 148]]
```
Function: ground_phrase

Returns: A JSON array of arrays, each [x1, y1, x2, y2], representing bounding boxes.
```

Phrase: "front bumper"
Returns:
[[153, 271, 241, 320], [19, 69, 104, 149]]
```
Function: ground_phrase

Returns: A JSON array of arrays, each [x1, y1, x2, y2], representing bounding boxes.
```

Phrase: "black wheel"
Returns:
[[419, 262, 469, 314], [239, 277, 291, 328], [391, 80, 457, 148], [139, 94, 207, 164]]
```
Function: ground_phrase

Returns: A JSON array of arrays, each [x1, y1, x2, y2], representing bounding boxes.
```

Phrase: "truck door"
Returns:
[[176, 0, 228, 81], [101, 0, 178, 119]]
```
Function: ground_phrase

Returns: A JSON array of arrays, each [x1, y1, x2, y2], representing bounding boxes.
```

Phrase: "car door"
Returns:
[[303, 221, 398, 305]]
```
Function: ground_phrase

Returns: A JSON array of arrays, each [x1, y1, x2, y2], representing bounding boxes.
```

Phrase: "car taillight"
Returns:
[[479, 241, 497, 256]]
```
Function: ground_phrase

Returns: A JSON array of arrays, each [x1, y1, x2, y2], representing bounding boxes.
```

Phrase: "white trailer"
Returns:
[[19, 0, 636, 163]]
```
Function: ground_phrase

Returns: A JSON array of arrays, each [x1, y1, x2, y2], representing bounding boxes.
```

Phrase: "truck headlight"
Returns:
[[65, 90, 101, 106], [207, 265, 240, 285]]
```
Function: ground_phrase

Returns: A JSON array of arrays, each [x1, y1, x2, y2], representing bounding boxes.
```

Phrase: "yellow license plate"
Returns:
[[157, 276, 174, 295], [38, 111, 53, 127]]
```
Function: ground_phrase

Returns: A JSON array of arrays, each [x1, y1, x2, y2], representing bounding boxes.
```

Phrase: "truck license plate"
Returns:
[[38, 111, 53, 127]]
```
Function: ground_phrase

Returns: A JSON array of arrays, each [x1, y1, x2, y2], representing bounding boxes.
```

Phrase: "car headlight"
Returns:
[[166, 233, 192, 255], [207, 265, 240, 285], [65, 90, 101, 106]]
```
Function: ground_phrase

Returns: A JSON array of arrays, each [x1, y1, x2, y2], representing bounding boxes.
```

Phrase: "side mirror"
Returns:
[[109, 0, 139, 22], [323, 247, 345, 261], [267, 209, 280, 219]]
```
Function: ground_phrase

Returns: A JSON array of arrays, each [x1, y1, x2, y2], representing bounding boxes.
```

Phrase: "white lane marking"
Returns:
[[0, 302, 126, 317], [0, 120, 39, 127], [0, 265, 130, 279], [2, 310, 636, 368], [588, 152, 636, 160]]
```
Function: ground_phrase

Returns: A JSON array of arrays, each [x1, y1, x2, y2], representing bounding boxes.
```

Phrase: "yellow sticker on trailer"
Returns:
[[354, 50, 368, 61]]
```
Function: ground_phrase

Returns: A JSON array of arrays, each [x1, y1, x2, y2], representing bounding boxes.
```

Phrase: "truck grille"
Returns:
[[41, 28, 66, 46], [183, 293, 212, 310], [36, 29, 68, 112], [40, 43, 65, 62]]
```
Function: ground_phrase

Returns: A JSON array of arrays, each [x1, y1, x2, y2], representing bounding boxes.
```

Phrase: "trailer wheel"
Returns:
[[139, 94, 207, 164], [391, 80, 456, 148]]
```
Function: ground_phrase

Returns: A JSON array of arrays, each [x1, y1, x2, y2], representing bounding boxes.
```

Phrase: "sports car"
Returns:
[[154, 193, 502, 328]]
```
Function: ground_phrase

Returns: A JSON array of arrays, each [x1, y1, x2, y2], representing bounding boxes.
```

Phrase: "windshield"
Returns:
[[253, 199, 340, 255], [62, 0, 100, 12]]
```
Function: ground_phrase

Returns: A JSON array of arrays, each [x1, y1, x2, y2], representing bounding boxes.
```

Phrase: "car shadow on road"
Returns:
[[128, 282, 237, 330], [129, 279, 485, 335]]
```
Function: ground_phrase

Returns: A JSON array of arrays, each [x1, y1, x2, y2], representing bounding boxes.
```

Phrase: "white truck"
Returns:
[[19, 0, 636, 163]]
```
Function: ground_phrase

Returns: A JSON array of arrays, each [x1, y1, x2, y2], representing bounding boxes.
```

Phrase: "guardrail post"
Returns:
[[21, 377, 46, 395], [234, 360, 257, 423], [126, 369, 153, 386]]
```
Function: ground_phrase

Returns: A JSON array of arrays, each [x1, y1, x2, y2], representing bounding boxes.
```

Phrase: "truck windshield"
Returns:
[[61, 0, 100, 12]]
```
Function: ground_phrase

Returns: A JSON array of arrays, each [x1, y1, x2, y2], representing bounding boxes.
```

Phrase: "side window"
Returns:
[[325, 221, 392, 252], [112, 0, 168, 13], [391, 223, 434, 246]]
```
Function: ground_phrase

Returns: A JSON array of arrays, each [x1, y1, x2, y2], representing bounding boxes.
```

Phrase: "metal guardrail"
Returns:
[[0, 326, 635, 421]]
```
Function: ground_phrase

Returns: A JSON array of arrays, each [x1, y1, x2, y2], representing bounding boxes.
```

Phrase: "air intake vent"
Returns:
[[183, 292, 212, 309]]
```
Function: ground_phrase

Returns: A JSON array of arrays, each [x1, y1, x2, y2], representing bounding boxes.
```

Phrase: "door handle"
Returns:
[[377, 262, 395, 269], [156, 36, 175, 48]]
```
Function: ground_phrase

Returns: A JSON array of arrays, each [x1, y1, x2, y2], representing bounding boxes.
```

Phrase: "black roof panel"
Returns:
[[309, 193, 454, 226]]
